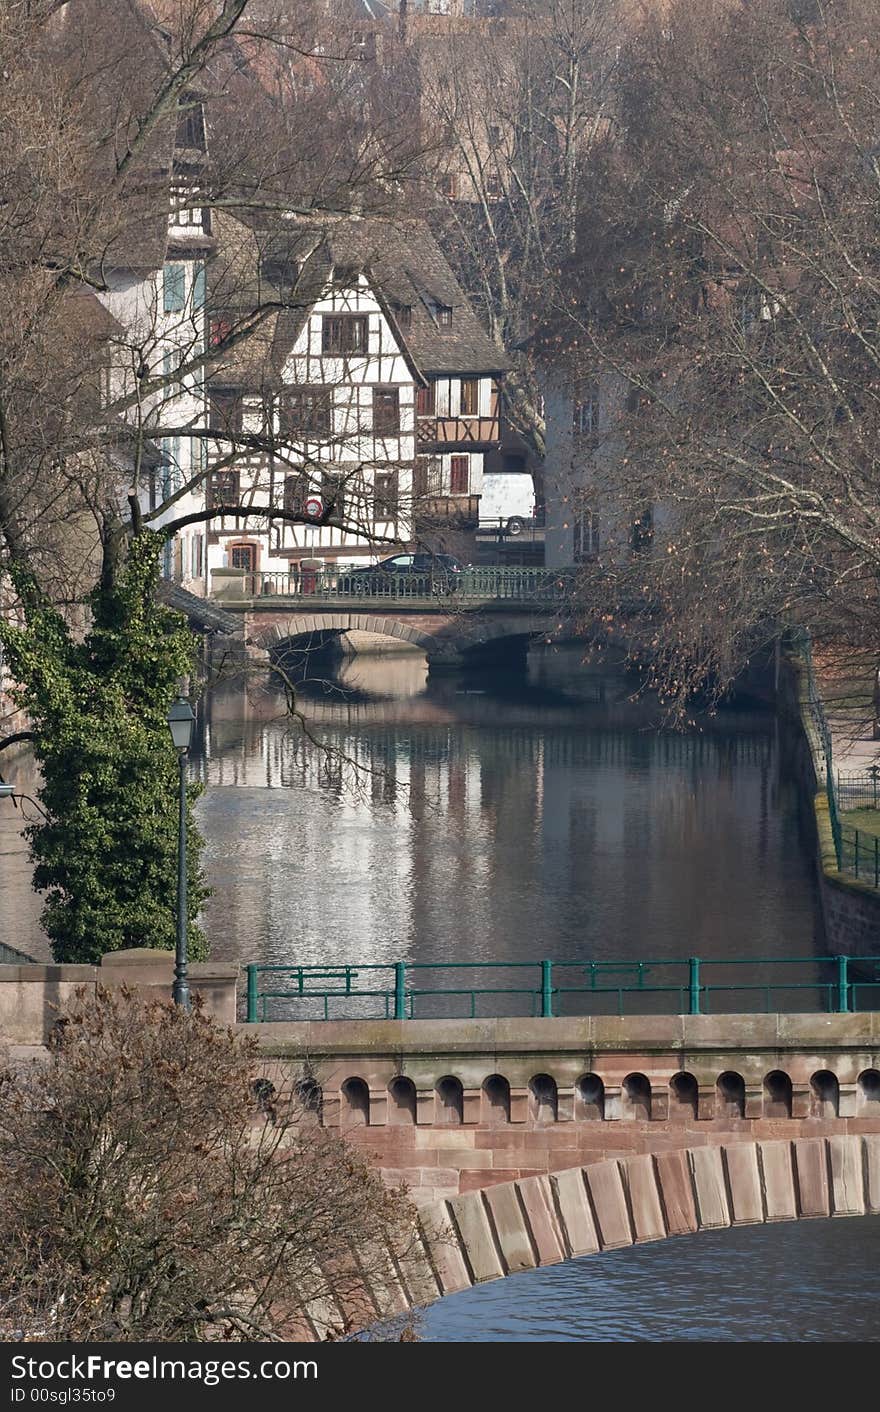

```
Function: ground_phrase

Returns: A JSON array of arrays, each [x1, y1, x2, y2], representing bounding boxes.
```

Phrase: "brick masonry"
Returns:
[[257, 1013, 880, 1200]]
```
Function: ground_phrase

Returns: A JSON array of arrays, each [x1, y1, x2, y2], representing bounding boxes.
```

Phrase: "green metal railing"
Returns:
[[245, 954, 880, 1023], [233, 565, 571, 604]]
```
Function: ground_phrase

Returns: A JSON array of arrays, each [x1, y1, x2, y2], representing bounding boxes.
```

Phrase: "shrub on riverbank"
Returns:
[[0, 988, 416, 1342]]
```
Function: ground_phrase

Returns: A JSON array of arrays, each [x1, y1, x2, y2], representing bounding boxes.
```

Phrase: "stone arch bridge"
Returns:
[[254, 1012, 880, 1334], [255, 606, 551, 671], [204, 575, 570, 671]]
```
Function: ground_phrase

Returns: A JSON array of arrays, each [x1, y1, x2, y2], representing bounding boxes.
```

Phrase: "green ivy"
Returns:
[[0, 533, 208, 963]]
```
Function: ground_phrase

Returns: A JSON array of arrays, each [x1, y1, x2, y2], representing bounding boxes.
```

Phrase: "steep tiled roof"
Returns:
[[210, 211, 507, 382]]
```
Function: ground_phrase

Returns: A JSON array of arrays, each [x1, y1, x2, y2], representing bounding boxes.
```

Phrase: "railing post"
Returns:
[[836, 955, 850, 1013], [688, 957, 701, 1015], [246, 965, 258, 1024], [394, 962, 407, 1021], [541, 959, 554, 1018]]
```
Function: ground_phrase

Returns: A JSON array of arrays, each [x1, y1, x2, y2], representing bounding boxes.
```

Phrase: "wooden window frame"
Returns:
[[373, 470, 399, 521], [416, 383, 435, 416], [281, 387, 333, 439], [322, 315, 368, 355], [229, 542, 258, 573], [373, 387, 400, 436], [460, 378, 480, 416], [450, 455, 469, 495], [207, 469, 240, 509]]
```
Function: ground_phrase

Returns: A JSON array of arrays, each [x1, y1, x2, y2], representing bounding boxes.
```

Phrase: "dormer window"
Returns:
[[395, 303, 412, 328], [176, 95, 206, 152], [435, 304, 453, 329]]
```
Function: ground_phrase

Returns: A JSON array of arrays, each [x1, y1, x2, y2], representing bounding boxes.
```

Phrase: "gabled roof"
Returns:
[[209, 211, 508, 384]]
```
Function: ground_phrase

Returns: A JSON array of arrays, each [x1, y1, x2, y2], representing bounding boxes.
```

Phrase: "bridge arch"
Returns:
[[247, 610, 542, 672], [255, 613, 437, 665], [299, 1135, 880, 1337]]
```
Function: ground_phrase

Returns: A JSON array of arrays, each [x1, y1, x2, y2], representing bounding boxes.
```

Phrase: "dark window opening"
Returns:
[[322, 472, 345, 517], [209, 314, 233, 348], [373, 387, 400, 435], [435, 304, 453, 329], [573, 383, 600, 435], [416, 383, 435, 416], [281, 387, 332, 439], [209, 392, 242, 433], [284, 472, 310, 516], [414, 457, 441, 498], [230, 543, 256, 573], [322, 315, 368, 355], [630, 507, 654, 553], [176, 96, 207, 152], [207, 469, 240, 509], [450, 456, 469, 494]]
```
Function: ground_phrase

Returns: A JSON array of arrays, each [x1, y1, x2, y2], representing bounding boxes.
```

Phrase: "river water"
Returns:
[[195, 646, 823, 995], [5, 643, 868, 1341]]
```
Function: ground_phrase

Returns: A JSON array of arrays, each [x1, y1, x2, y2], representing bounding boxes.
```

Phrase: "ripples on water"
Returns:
[[419, 1218, 880, 1342]]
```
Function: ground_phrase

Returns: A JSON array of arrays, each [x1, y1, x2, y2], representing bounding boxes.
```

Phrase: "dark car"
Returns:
[[338, 552, 464, 597]]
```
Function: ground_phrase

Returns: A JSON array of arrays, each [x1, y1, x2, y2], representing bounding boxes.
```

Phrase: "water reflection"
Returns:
[[0, 647, 823, 974], [194, 646, 822, 981]]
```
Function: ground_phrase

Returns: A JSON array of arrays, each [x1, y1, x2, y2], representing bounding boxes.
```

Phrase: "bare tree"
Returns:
[[411, 0, 622, 455], [0, 0, 429, 961], [545, 0, 880, 712], [0, 987, 417, 1341]]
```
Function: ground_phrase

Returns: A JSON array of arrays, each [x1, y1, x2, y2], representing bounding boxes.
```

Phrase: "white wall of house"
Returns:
[[206, 273, 416, 579], [98, 241, 209, 594]]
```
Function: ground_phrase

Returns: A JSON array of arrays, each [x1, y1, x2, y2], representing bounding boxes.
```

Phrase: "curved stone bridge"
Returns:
[[294, 1134, 880, 1336]]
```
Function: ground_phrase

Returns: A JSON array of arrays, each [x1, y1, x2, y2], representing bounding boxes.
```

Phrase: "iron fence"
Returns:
[[232, 565, 571, 604], [245, 954, 880, 1023], [837, 768, 880, 813]]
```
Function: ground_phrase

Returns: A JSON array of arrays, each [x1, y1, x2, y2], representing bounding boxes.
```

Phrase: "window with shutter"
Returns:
[[163, 264, 186, 313], [460, 379, 480, 416]]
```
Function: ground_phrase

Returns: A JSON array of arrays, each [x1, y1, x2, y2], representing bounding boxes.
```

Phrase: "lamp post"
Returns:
[[0, 784, 13, 800], [167, 695, 196, 1010]]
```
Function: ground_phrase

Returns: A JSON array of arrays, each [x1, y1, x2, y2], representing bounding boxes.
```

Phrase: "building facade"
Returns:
[[203, 215, 506, 586]]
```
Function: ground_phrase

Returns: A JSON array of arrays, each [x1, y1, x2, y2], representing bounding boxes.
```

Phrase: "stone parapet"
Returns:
[[0, 949, 239, 1043]]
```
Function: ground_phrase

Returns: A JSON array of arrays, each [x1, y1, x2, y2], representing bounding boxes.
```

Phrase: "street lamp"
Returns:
[[0, 784, 13, 800], [167, 695, 196, 1010]]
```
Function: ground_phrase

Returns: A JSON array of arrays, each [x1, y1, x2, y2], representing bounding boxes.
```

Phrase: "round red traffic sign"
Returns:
[[303, 497, 324, 519]]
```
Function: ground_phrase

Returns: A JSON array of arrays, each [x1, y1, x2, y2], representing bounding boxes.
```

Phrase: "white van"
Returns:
[[479, 471, 537, 535]]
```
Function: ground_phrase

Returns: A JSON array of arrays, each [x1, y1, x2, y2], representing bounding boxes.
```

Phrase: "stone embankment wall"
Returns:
[[780, 656, 880, 954], [256, 1014, 880, 1201], [0, 948, 238, 1044]]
